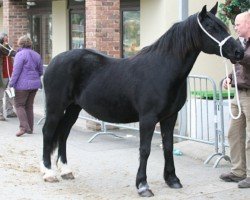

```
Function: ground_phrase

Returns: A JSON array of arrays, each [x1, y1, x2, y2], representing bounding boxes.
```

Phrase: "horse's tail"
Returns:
[[42, 60, 68, 164], [42, 111, 62, 159]]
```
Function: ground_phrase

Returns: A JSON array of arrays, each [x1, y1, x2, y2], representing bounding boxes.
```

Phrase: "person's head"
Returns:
[[18, 35, 32, 48], [0, 33, 8, 44], [234, 11, 250, 39]]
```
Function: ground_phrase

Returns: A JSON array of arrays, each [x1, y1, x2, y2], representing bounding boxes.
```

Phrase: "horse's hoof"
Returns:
[[166, 181, 183, 189], [61, 172, 75, 180], [138, 183, 154, 197], [138, 189, 154, 197], [43, 175, 59, 183]]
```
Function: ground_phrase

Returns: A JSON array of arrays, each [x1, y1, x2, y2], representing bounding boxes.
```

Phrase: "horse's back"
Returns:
[[44, 49, 139, 123]]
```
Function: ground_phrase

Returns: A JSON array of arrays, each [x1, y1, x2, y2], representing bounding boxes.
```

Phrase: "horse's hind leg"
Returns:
[[160, 113, 182, 188], [136, 115, 157, 197], [41, 102, 65, 182], [56, 104, 82, 180]]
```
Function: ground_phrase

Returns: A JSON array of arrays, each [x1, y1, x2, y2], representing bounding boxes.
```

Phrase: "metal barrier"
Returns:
[[207, 79, 232, 166], [178, 75, 224, 168], [38, 74, 232, 167]]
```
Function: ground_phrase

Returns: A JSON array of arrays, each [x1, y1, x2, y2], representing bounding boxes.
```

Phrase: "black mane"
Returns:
[[137, 13, 201, 58]]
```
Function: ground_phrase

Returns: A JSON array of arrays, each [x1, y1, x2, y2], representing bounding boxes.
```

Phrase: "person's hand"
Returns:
[[223, 77, 231, 89]]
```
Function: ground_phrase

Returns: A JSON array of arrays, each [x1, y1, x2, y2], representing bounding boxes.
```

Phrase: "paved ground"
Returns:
[[0, 90, 249, 200]]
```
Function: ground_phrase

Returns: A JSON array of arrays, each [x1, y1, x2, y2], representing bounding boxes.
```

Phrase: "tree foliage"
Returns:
[[218, 0, 250, 25]]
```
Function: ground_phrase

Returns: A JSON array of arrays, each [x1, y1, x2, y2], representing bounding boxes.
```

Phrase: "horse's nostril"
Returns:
[[235, 50, 244, 60]]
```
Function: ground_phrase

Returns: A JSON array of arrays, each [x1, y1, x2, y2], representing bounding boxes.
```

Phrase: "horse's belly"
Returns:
[[83, 105, 139, 123], [78, 93, 139, 123]]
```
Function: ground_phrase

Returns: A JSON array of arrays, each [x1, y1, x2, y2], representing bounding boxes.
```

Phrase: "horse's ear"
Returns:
[[200, 5, 207, 19], [210, 2, 218, 15]]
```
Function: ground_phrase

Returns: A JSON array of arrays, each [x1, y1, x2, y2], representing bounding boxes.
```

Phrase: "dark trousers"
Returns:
[[14, 89, 37, 133]]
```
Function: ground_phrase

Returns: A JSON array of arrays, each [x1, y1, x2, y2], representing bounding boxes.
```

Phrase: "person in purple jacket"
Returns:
[[10, 35, 43, 137]]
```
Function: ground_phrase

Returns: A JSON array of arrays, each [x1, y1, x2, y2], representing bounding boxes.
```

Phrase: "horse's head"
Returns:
[[197, 3, 244, 62], [0, 34, 16, 57]]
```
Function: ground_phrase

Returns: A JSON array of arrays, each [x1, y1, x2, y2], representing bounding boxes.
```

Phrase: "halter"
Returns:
[[197, 13, 241, 119], [0, 43, 14, 57], [196, 13, 232, 57]]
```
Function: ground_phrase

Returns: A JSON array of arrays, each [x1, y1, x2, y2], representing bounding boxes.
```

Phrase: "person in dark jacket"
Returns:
[[10, 35, 43, 137], [220, 11, 250, 188], [0, 33, 17, 121]]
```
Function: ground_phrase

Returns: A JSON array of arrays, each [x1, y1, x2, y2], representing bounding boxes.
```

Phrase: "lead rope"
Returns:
[[0, 43, 14, 57], [197, 13, 241, 119], [224, 61, 241, 119]]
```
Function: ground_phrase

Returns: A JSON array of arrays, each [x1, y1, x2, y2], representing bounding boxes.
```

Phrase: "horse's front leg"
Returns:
[[160, 113, 182, 188], [136, 115, 157, 197]]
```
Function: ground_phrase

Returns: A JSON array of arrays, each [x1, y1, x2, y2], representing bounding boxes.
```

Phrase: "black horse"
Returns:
[[41, 4, 244, 197]]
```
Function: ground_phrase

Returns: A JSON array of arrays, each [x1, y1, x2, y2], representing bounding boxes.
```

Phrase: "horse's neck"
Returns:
[[179, 51, 200, 78], [159, 50, 200, 80]]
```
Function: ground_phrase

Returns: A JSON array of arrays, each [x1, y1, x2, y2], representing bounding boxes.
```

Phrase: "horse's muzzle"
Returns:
[[234, 48, 244, 61]]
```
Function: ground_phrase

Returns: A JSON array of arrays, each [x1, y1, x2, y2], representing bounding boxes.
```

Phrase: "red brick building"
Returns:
[[0, 0, 140, 64], [1, 0, 225, 84]]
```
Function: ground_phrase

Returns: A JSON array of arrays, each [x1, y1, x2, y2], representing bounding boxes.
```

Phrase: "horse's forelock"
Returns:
[[207, 12, 229, 32]]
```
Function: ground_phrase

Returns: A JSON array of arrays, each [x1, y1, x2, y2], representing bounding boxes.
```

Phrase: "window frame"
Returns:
[[27, 3, 52, 64], [68, 0, 85, 50], [120, 0, 140, 58]]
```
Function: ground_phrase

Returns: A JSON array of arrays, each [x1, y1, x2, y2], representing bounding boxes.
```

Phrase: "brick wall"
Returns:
[[0, 7, 3, 31], [85, 0, 120, 58], [3, 0, 29, 48], [85, 0, 121, 130]]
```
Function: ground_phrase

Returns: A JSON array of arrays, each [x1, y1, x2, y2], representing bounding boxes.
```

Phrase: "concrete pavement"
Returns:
[[0, 90, 249, 199]]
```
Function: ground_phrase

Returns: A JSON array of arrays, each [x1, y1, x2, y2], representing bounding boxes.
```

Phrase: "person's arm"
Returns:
[[9, 52, 24, 87], [38, 57, 43, 77]]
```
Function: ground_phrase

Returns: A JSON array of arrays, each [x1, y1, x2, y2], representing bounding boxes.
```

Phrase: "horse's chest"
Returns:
[[160, 86, 187, 117]]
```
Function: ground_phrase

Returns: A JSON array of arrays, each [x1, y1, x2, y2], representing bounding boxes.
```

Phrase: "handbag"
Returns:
[[5, 87, 15, 98]]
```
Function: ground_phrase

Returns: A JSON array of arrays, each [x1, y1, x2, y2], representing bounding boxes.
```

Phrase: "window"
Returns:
[[30, 14, 52, 65], [28, 2, 52, 65], [121, 0, 140, 58], [68, 0, 85, 49]]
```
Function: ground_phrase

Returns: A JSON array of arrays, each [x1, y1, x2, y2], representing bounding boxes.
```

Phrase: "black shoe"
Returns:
[[220, 172, 246, 182], [0, 115, 6, 121], [238, 178, 250, 188], [7, 113, 17, 118]]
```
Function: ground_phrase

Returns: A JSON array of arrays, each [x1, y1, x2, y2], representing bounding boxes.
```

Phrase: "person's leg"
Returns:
[[25, 90, 37, 133], [220, 92, 247, 182], [229, 94, 247, 178], [238, 90, 250, 188], [0, 86, 5, 120], [14, 90, 32, 135], [2, 78, 16, 117]]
